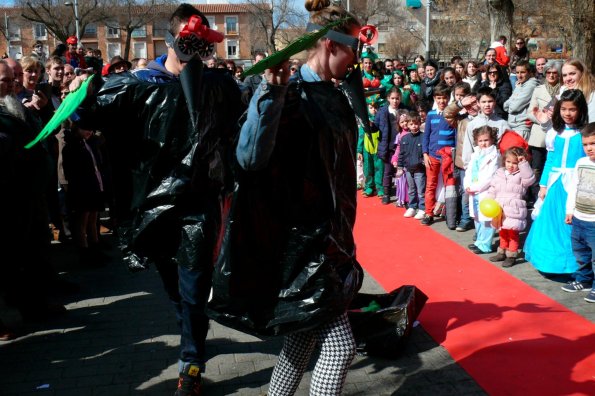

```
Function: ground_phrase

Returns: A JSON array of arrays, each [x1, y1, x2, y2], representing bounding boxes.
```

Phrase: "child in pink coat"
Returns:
[[487, 147, 535, 267], [391, 111, 410, 206]]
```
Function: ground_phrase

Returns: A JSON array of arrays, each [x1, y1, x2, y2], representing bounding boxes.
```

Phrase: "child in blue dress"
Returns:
[[525, 89, 589, 274]]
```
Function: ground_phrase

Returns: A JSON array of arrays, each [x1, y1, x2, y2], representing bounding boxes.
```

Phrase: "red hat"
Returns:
[[66, 36, 78, 45], [101, 63, 111, 77]]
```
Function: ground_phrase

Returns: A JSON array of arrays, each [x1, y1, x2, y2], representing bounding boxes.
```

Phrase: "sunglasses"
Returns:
[[516, 42, 524, 45], [488, 71, 498, 75]]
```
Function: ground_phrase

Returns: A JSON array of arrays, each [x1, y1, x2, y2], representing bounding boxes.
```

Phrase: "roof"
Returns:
[[195, 4, 251, 14]]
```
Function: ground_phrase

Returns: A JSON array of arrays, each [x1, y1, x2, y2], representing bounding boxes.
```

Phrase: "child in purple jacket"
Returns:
[[487, 147, 535, 267]]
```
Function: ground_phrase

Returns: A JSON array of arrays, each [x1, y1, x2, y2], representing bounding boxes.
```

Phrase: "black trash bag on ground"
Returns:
[[348, 285, 428, 357]]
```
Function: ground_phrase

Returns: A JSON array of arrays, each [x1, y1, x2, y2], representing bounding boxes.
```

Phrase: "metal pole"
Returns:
[[73, 0, 80, 43], [425, 0, 430, 60], [4, 13, 9, 54]]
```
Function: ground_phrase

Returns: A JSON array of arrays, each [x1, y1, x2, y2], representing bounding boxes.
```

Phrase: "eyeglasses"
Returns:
[[545, 71, 558, 75], [516, 42, 524, 45], [64, 72, 75, 76]]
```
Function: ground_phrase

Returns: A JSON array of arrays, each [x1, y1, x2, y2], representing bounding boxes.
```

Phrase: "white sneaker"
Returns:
[[414, 210, 426, 220], [404, 208, 416, 217]]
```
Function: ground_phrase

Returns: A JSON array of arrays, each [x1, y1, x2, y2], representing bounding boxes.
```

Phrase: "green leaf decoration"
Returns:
[[242, 18, 350, 77], [25, 75, 95, 149]]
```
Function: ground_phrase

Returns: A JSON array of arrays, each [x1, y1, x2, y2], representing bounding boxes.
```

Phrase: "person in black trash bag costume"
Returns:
[[208, 1, 364, 394], [69, 4, 242, 395]]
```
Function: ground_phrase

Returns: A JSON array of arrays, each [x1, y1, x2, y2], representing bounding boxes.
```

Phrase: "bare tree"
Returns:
[[569, 0, 595, 71], [487, 0, 514, 43], [245, 0, 307, 54], [100, 0, 176, 60], [16, 0, 104, 43]]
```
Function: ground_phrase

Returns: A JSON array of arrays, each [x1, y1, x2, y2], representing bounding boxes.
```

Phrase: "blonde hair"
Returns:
[[563, 58, 595, 100], [20, 55, 42, 72]]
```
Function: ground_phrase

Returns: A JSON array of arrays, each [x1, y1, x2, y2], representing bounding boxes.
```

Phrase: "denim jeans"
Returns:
[[570, 217, 595, 286], [382, 151, 396, 195], [178, 264, 213, 373], [405, 170, 426, 210], [455, 167, 472, 227]]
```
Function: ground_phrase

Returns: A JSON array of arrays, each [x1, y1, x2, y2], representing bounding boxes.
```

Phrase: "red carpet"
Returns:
[[354, 196, 595, 396]]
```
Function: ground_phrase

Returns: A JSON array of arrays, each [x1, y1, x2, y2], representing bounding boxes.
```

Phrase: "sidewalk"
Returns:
[[1, 213, 592, 395]]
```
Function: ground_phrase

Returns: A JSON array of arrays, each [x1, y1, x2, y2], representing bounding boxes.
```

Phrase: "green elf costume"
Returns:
[[357, 95, 385, 197]]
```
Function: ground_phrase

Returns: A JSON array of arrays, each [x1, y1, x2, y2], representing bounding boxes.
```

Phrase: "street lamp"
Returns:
[[425, 0, 430, 60], [64, 0, 80, 44]]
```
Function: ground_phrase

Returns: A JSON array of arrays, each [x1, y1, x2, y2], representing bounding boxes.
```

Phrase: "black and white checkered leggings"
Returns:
[[268, 313, 356, 396]]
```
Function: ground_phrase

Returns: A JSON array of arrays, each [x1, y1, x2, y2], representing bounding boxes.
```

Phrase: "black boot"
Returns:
[[502, 251, 518, 268], [489, 248, 506, 262]]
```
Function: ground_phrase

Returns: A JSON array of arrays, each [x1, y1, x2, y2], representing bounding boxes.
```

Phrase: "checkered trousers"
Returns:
[[268, 313, 356, 396]]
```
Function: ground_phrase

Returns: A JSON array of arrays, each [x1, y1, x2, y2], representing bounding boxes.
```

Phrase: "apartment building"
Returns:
[[0, 3, 255, 62]]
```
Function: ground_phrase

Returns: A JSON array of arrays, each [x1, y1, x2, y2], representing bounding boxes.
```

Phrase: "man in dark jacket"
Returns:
[[73, 4, 242, 395]]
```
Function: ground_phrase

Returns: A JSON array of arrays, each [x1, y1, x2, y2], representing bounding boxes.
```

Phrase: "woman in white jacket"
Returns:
[[527, 60, 562, 203]]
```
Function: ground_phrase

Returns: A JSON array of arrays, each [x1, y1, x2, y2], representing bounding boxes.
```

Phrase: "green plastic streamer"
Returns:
[[25, 75, 95, 149]]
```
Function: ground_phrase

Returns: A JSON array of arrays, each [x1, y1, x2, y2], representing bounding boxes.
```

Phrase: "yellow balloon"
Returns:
[[479, 198, 501, 218]]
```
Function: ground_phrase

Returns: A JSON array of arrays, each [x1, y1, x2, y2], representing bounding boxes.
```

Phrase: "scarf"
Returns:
[[546, 82, 560, 98]]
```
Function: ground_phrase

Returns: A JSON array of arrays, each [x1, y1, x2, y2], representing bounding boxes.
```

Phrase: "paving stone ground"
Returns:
[[1, 210, 592, 395]]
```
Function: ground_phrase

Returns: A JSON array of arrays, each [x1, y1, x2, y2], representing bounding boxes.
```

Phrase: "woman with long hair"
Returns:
[[235, 1, 363, 394], [509, 37, 530, 87], [561, 58, 595, 122], [479, 63, 512, 119], [463, 60, 481, 92]]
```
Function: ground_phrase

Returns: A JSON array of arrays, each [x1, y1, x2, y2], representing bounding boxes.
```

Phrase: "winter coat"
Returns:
[[397, 131, 424, 172], [504, 77, 539, 139], [375, 105, 401, 161], [464, 145, 500, 222], [490, 41, 509, 67], [486, 161, 535, 231], [527, 83, 557, 148]]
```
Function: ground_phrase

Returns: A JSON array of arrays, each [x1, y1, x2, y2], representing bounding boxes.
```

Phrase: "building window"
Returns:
[[206, 16, 216, 30], [33, 23, 47, 40], [133, 42, 147, 58], [131, 25, 147, 38], [106, 23, 119, 38], [83, 23, 97, 38], [226, 39, 238, 59], [377, 20, 389, 32], [8, 45, 22, 59], [8, 24, 21, 41], [407, 21, 417, 32], [225, 16, 238, 35], [378, 43, 386, 53], [107, 42, 121, 59], [153, 19, 169, 38]]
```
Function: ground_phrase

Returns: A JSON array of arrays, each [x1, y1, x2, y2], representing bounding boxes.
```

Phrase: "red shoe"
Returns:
[[0, 323, 16, 341], [175, 365, 202, 396]]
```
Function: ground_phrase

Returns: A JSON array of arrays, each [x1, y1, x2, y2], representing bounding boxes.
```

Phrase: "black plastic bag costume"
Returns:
[[207, 77, 364, 336], [92, 59, 242, 271]]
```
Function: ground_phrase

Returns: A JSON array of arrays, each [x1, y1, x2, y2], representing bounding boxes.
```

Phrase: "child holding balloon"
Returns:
[[486, 147, 536, 267], [464, 126, 501, 254]]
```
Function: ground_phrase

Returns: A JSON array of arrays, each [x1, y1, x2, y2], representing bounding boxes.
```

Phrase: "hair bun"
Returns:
[[305, 0, 331, 12]]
